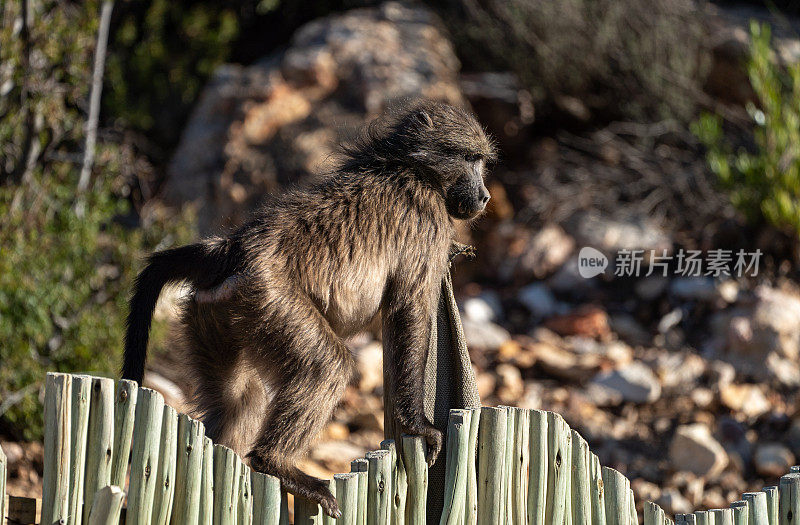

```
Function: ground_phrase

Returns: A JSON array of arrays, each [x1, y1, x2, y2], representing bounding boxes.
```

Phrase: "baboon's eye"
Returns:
[[464, 153, 482, 162]]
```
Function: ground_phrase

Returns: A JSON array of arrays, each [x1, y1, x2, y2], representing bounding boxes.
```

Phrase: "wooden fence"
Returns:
[[1, 372, 799, 525]]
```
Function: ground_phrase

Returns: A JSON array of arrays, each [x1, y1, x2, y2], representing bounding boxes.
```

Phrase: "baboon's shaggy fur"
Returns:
[[123, 100, 496, 517]]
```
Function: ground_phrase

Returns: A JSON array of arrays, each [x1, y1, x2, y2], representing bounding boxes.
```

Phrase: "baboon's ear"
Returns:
[[415, 110, 434, 129]]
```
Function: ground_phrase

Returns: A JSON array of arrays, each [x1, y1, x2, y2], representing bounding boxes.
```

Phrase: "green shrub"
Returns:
[[0, 0, 194, 440], [693, 21, 800, 237], [439, 0, 709, 125]]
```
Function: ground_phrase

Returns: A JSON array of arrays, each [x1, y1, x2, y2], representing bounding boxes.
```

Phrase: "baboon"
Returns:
[[123, 100, 496, 517]]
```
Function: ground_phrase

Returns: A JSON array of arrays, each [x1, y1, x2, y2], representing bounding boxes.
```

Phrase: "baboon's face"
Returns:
[[405, 105, 497, 220]]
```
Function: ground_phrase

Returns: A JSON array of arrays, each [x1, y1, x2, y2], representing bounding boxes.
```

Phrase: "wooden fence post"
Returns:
[[509, 408, 529, 525], [213, 445, 240, 525], [251, 471, 282, 525], [366, 449, 391, 525], [503, 407, 515, 525], [528, 409, 548, 525], [86, 486, 125, 525], [743, 491, 769, 525], [694, 510, 709, 525], [711, 508, 734, 525], [42, 373, 72, 525], [546, 412, 572, 525], [401, 437, 426, 525], [172, 415, 205, 525], [763, 486, 779, 525], [440, 410, 470, 525], [465, 408, 481, 525], [152, 405, 178, 525], [589, 453, 606, 525], [779, 473, 800, 525], [128, 387, 166, 525], [83, 377, 114, 525], [571, 431, 591, 525], [380, 439, 406, 525], [335, 473, 359, 525], [731, 500, 748, 525], [111, 379, 138, 488], [351, 458, 369, 525], [478, 406, 507, 524], [68, 375, 91, 525], [0, 443, 7, 525], [199, 437, 214, 525], [237, 464, 253, 525], [601, 467, 629, 525]]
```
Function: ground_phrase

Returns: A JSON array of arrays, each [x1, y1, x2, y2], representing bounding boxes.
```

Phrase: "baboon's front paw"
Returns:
[[415, 425, 442, 467], [318, 489, 342, 519]]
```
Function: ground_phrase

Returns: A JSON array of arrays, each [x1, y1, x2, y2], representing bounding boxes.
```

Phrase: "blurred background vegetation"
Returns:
[[1, 0, 798, 444]]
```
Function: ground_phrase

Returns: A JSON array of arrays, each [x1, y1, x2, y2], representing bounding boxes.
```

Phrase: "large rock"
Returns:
[[166, 2, 464, 232], [713, 285, 800, 386], [669, 424, 728, 478], [588, 361, 661, 405]]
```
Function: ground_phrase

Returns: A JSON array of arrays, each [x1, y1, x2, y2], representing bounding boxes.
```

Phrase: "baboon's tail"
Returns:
[[123, 238, 233, 384]]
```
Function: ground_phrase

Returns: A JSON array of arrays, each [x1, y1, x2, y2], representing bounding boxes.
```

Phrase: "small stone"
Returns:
[[516, 224, 575, 279], [669, 424, 728, 478], [461, 318, 511, 351], [461, 291, 503, 323], [544, 305, 611, 339], [657, 487, 692, 515], [476, 372, 496, 399], [719, 383, 771, 418], [754, 443, 795, 478], [691, 387, 715, 408], [670, 277, 719, 302], [589, 361, 661, 404], [495, 364, 525, 403], [517, 283, 559, 318]]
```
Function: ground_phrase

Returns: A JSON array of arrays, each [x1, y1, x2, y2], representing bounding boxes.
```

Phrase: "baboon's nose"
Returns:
[[479, 189, 490, 206]]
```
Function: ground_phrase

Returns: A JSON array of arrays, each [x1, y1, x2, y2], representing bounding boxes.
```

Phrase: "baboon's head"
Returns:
[[342, 100, 497, 220], [400, 101, 497, 220]]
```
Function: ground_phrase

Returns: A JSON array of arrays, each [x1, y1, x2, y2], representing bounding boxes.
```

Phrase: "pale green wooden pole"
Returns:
[[367, 449, 392, 525], [199, 437, 214, 525], [238, 464, 253, 525], [152, 405, 178, 525], [601, 467, 629, 525], [68, 375, 91, 525], [252, 471, 281, 525], [680, 514, 698, 524], [172, 415, 205, 525], [335, 473, 359, 525], [527, 409, 548, 525], [279, 490, 290, 525], [83, 377, 114, 525], [779, 474, 800, 525], [546, 412, 572, 525], [571, 431, 591, 525], [510, 408, 529, 525], [87, 486, 125, 525], [731, 500, 748, 525], [743, 492, 769, 525], [763, 486, 779, 525], [380, 439, 406, 525], [351, 458, 369, 525], [477, 406, 507, 524], [503, 407, 515, 525], [0, 442, 7, 525], [712, 508, 734, 525], [127, 387, 166, 525], [589, 453, 606, 525], [695, 510, 710, 525], [401, 437, 426, 525], [628, 488, 637, 525], [645, 502, 660, 525], [295, 495, 323, 525], [42, 373, 72, 525], [323, 479, 338, 525], [465, 408, 481, 525], [213, 445, 240, 525], [440, 410, 471, 525], [111, 379, 138, 488]]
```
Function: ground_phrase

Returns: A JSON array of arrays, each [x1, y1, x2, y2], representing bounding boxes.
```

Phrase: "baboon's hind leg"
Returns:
[[244, 292, 354, 518]]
